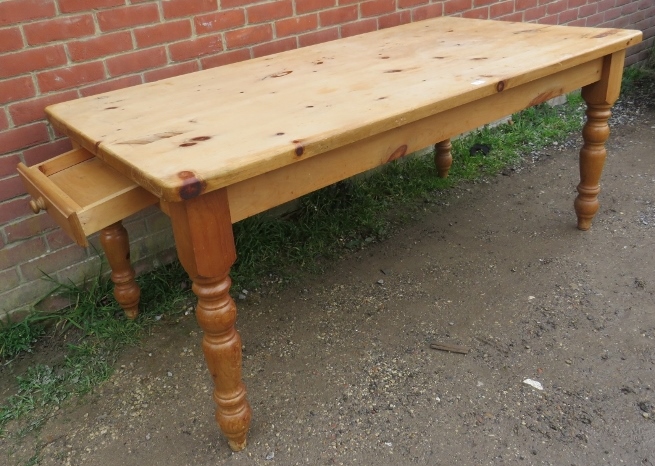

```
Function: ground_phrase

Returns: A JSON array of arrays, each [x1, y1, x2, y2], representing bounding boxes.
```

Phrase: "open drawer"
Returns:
[[17, 148, 158, 247]]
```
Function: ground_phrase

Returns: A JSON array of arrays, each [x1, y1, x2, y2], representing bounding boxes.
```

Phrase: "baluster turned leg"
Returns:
[[574, 51, 625, 231], [434, 139, 453, 178], [168, 188, 252, 451], [574, 103, 611, 231], [99, 221, 140, 319]]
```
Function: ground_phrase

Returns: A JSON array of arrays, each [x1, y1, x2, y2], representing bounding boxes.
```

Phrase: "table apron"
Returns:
[[223, 57, 604, 224]]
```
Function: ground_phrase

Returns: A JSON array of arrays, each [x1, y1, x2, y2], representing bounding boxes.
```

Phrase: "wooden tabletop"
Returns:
[[45, 17, 641, 202]]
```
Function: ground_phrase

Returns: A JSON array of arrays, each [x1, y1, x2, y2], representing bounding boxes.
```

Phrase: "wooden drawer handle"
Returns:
[[29, 197, 47, 214]]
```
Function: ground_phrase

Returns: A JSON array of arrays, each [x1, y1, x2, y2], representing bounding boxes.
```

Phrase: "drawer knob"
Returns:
[[29, 197, 47, 214]]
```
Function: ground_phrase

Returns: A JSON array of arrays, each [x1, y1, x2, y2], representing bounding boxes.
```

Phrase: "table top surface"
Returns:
[[46, 17, 641, 202]]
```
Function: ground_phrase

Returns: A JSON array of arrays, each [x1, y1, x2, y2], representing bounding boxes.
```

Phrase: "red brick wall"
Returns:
[[1, 0, 654, 319]]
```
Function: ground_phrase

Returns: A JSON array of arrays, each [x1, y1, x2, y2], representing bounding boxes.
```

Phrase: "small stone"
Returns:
[[377, 279, 384, 285], [565, 359, 573, 365], [265, 451, 275, 460]]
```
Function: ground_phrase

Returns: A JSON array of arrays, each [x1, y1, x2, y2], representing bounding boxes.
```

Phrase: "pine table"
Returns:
[[18, 17, 642, 450]]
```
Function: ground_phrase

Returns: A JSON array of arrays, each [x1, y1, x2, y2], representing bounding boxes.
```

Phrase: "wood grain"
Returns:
[[45, 17, 642, 202]]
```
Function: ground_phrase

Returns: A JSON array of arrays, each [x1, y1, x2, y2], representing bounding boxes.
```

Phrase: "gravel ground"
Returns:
[[1, 81, 654, 465]]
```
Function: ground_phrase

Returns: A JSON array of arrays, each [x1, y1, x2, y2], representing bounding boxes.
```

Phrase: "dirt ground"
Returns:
[[1, 100, 654, 465]]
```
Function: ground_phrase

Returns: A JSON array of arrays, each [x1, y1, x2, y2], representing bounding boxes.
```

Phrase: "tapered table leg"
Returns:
[[574, 50, 626, 231], [434, 139, 452, 178], [167, 188, 252, 451], [100, 221, 140, 319]]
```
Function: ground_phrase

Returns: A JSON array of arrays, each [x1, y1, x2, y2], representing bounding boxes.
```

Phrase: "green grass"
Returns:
[[0, 59, 650, 447]]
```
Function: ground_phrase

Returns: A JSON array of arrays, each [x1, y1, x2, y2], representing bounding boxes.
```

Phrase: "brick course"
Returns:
[[0, 0, 653, 320]]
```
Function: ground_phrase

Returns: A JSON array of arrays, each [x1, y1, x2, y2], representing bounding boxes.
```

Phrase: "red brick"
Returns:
[[463, 6, 490, 19], [0, 174, 26, 202], [0, 0, 55, 27], [0, 237, 47, 271], [604, 6, 622, 21], [9, 91, 78, 126], [378, 11, 412, 28], [637, 0, 651, 9], [106, 47, 167, 76], [524, 5, 547, 20], [517, 0, 538, 8], [0, 268, 20, 294], [579, 3, 598, 16], [67, 31, 133, 61], [276, 14, 318, 37], [59, 0, 125, 13], [162, 0, 218, 19], [247, 0, 293, 24], [296, 0, 336, 14], [0, 45, 67, 79], [200, 49, 251, 69], [97, 3, 160, 32], [20, 243, 89, 281], [0, 76, 36, 106], [568, 18, 586, 26], [298, 27, 339, 47], [45, 228, 74, 250], [398, 0, 428, 7], [37, 62, 105, 93], [490, 0, 514, 18], [473, 0, 495, 5], [0, 122, 49, 155], [341, 18, 377, 38], [0, 154, 20, 178], [585, 12, 604, 26], [225, 24, 273, 48], [22, 138, 73, 166], [5, 212, 58, 243], [0, 27, 23, 53], [168, 35, 223, 62], [412, 4, 444, 20], [621, 1, 639, 14], [320, 6, 358, 26], [144, 61, 200, 83], [538, 14, 559, 24], [545, 0, 567, 14], [79, 75, 142, 97], [252, 37, 297, 58], [499, 11, 524, 21], [558, 8, 579, 22], [0, 110, 8, 131], [23, 14, 94, 45], [221, 0, 261, 7], [0, 197, 31, 225], [444, 0, 472, 15], [598, 0, 616, 11], [567, 0, 587, 7], [195, 9, 246, 34], [361, 0, 395, 17], [135, 20, 192, 48]]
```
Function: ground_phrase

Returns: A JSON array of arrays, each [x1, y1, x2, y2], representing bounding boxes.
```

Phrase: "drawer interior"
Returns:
[[18, 148, 158, 247]]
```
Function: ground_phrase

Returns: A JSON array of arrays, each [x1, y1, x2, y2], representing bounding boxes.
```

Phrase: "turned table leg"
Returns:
[[574, 51, 625, 231], [434, 139, 452, 178], [167, 188, 252, 451], [99, 221, 140, 319]]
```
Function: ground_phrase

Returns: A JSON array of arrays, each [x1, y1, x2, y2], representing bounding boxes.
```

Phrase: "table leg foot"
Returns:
[[574, 102, 611, 231], [100, 221, 140, 319], [434, 139, 452, 178], [194, 274, 252, 452]]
